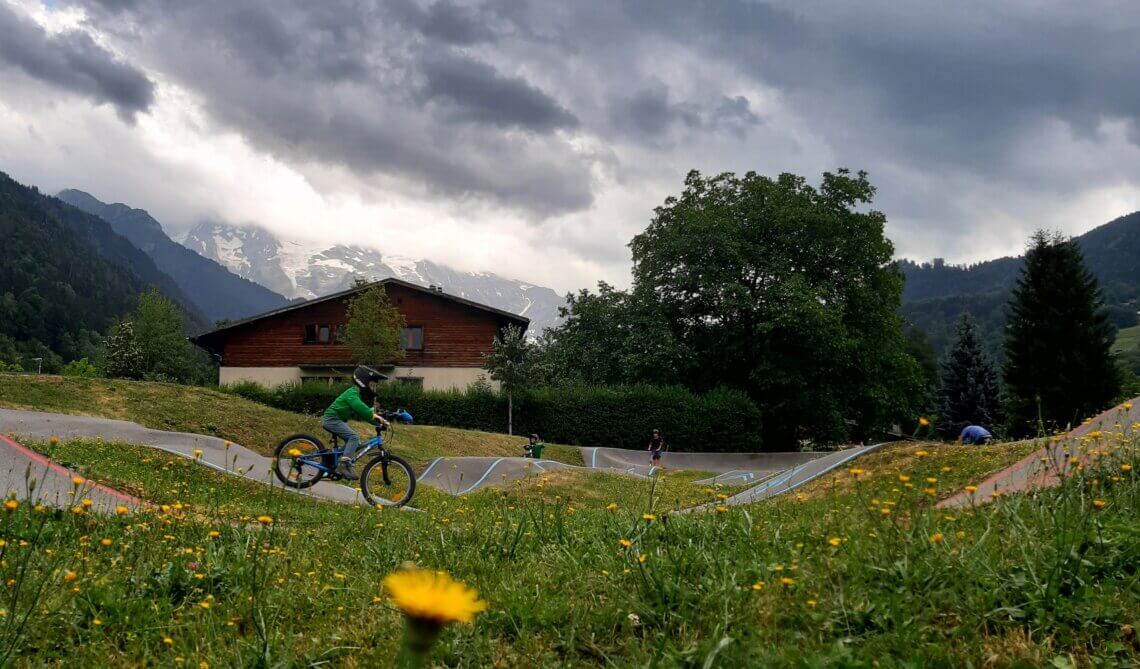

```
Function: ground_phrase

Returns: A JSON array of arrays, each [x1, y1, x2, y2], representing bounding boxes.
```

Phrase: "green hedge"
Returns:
[[222, 381, 764, 452]]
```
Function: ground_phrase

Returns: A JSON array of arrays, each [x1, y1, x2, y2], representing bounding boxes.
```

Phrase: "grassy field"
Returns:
[[1, 376, 1138, 666], [0, 374, 582, 469], [1113, 324, 1140, 354]]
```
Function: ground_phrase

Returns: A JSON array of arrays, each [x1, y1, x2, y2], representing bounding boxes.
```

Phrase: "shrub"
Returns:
[[60, 358, 99, 378], [222, 381, 764, 452]]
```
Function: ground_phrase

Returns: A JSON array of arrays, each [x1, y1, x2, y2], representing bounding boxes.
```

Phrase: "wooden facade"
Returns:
[[191, 280, 528, 370]]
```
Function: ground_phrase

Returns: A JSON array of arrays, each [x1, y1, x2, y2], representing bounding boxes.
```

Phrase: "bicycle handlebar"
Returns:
[[376, 408, 414, 424]]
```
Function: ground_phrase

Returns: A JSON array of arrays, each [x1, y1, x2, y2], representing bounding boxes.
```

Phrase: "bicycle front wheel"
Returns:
[[360, 454, 416, 508]]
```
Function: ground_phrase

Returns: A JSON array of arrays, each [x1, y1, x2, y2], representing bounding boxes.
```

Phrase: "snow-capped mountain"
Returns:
[[182, 221, 566, 335]]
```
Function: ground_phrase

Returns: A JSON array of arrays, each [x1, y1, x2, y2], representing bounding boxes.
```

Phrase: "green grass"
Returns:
[[0, 374, 582, 469], [1114, 324, 1140, 354], [1, 376, 1138, 665], [0, 428, 1134, 666]]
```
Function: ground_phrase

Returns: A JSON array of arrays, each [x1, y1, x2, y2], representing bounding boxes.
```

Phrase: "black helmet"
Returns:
[[353, 365, 385, 389]]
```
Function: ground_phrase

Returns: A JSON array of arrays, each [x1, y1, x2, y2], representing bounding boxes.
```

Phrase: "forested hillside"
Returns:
[[0, 172, 201, 371], [57, 190, 289, 322], [900, 211, 1140, 360]]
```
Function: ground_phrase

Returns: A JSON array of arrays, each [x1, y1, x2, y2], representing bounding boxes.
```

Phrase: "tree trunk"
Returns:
[[508, 391, 513, 436]]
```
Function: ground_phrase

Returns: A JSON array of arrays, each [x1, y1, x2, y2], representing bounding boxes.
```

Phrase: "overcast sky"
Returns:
[[1, 0, 1139, 293]]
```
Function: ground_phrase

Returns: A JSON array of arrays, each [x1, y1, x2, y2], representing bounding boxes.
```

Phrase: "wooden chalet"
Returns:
[[189, 278, 528, 390]]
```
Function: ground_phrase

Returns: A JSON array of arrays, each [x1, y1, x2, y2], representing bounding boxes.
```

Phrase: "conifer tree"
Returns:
[[1003, 231, 1119, 435], [938, 312, 1002, 433]]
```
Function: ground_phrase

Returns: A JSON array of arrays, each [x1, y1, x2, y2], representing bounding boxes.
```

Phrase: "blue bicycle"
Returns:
[[273, 409, 417, 507]]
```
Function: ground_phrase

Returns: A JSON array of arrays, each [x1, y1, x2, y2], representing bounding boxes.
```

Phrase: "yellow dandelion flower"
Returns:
[[879, 508, 891, 517], [828, 537, 841, 547], [50, 435, 59, 445], [619, 539, 632, 549], [918, 417, 930, 427], [115, 506, 129, 515], [81, 498, 93, 508], [642, 514, 656, 523], [198, 601, 210, 609], [64, 571, 77, 582], [924, 487, 937, 497], [605, 503, 618, 511], [806, 599, 818, 608], [716, 493, 729, 501], [71, 476, 84, 486], [1123, 464, 1133, 472], [638, 554, 648, 564], [898, 475, 910, 483], [383, 569, 487, 626], [100, 539, 112, 547], [163, 637, 173, 646], [256, 515, 273, 525], [915, 450, 929, 458], [964, 485, 978, 493], [940, 466, 952, 473], [929, 533, 944, 544], [751, 582, 764, 591], [956, 530, 966, 539], [715, 505, 728, 514], [1092, 499, 1107, 510], [780, 577, 795, 586], [3, 500, 17, 512], [207, 530, 221, 539], [925, 477, 937, 484]]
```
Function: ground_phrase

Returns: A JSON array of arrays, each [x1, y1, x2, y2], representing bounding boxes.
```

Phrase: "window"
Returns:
[[397, 377, 423, 388], [401, 326, 423, 351], [304, 324, 333, 345]]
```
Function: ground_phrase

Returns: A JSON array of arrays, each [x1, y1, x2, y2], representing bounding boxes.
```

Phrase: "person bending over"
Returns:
[[957, 421, 993, 446], [324, 366, 389, 478]]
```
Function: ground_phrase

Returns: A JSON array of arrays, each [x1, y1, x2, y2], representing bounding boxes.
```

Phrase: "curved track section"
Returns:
[[0, 409, 363, 507], [2, 408, 892, 508], [0, 432, 145, 512], [938, 397, 1140, 509]]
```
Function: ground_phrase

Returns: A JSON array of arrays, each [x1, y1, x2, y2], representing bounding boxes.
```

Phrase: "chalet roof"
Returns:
[[188, 277, 529, 347]]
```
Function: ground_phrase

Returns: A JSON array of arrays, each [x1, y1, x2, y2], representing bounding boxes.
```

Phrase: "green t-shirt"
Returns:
[[323, 386, 374, 422]]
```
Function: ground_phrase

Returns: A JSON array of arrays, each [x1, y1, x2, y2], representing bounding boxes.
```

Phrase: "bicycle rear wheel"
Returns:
[[273, 434, 331, 488], [360, 454, 416, 507]]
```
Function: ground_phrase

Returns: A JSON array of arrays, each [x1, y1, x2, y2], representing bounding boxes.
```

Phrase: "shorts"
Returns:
[[650, 450, 663, 461]]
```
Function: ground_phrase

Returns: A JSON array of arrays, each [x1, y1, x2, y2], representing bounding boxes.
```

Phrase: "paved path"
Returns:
[[1, 408, 893, 509], [0, 432, 145, 512], [938, 397, 1140, 509], [0, 409, 363, 508]]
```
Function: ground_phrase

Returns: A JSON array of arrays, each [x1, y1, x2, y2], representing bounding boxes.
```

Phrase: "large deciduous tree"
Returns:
[[344, 284, 405, 366], [628, 169, 922, 446], [938, 312, 1002, 433], [1003, 231, 1119, 435]]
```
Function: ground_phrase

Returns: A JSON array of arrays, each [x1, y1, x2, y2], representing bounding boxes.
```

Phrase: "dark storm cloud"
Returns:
[[0, 1, 153, 121], [420, 53, 578, 130], [612, 81, 761, 143], [57, 0, 1140, 248]]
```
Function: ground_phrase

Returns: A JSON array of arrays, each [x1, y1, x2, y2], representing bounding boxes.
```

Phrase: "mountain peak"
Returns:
[[181, 220, 565, 334]]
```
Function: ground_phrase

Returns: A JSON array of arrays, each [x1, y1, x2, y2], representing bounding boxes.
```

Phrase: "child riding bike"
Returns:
[[324, 365, 390, 479]]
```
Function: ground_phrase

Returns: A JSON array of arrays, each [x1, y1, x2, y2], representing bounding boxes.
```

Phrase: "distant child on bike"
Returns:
[[324, 366, 389, 478], [524, 434, 545, 459], [648, 428, 667, 466]]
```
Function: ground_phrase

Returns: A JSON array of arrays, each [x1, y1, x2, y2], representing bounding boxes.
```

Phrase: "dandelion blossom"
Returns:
[[3, 500, 17, 512], [256, 515, 273, 525], [1092, 499, 1107, 510], [828, 537, 842, 547], [384, 569, 486, 638], [605, 503, 618, 511], [115, 506, 129, 515], [929, 533, 944, 544], [619, 539, 632, 549], [642, 514, 656, 523]]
